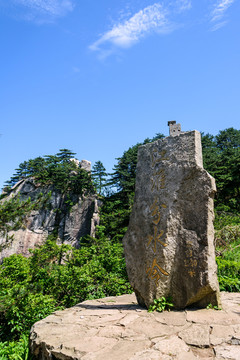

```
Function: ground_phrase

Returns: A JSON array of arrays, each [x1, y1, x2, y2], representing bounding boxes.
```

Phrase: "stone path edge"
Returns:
[[30, 292, 240, 360]]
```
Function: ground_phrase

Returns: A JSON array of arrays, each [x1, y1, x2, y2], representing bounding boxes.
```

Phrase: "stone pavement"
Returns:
[[30, 292, 240, 360]]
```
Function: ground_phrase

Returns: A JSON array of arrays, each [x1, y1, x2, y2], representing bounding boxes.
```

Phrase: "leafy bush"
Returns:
[[27, 232, 132, 308], [215, 224, 240, 250], [0, 334, 30, 360], [216, 258, 240, 292], [215, 213, 240, 292], [148, 297, 174, 313], [214, 212, 240, 230], [0, 231, 132, 357], [2, 149, 94, 197]]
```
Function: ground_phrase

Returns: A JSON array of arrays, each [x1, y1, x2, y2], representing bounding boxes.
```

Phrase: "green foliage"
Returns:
[[216, 258, 240, 292], [0, 192, 51, 241], [100, 194, 131, 241], [202, 128, 240, 212], [0, 334, 31, 360], [28, 229, 132, 307], [148, 297, 174, 313], [215, 224, 240, 250], [92, 161, 108, 195], [0, 287, 58, 338], [206, 303, 221, 310], [0, 232, 132, 355], [215, 212, 240, 292], [0, 255, 59, 341], [1, 149, 94, 245], [214, 212, 240, 230], [3, 149, 94, 197], [0, 192, 51, 243]]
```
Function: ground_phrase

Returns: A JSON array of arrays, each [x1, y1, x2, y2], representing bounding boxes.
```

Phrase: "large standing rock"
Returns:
[[123, 130, 221, 309]]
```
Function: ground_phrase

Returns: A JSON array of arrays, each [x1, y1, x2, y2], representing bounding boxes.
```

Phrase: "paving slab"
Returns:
[[30, 292, 240, 360]]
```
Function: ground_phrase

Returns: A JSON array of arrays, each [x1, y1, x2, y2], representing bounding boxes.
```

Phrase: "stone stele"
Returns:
[[123, 130, 221, 309]]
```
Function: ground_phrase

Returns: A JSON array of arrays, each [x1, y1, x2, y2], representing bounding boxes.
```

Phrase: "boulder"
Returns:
[[123, 130, 221, 309]]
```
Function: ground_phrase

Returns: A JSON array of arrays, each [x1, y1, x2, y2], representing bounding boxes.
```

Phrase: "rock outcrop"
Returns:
[[123, 130, 221, 309], [30, 292, 240, 360], [0, 177, 100, 262]]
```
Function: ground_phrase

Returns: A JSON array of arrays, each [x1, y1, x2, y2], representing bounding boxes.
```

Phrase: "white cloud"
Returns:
[[174, 0, 192, 12], [12, 0, 74, 18], [211, 0, 235, 22], [211, 20, 228, 31], [89, 1, 193, 57], [90, 3, 170, 52]]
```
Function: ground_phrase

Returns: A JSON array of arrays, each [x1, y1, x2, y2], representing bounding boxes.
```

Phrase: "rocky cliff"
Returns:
[[0, 177, 100, 262]]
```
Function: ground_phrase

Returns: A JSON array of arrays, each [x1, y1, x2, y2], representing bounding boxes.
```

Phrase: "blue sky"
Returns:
[[0, 0, 239, 188]]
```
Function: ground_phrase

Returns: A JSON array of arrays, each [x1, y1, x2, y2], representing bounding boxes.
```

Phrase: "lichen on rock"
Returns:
[[123, 130, 221, 309]]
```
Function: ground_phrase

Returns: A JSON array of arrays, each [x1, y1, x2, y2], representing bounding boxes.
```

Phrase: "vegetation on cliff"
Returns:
[[0, 149, 95, 248], [0, 127, 239, 359], [2, 149, 94, 196], [0, 192, 51, 243]]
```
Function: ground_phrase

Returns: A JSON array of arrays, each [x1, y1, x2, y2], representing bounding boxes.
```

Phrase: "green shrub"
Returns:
[[214, 212, 240, 230], [148, 297, 174, 313], [0, 285, 58, 340], [215, 212, 240, 292], [216, 258, 240, 292], [0, 334, 30, 360], [0, 235, 132, 351]]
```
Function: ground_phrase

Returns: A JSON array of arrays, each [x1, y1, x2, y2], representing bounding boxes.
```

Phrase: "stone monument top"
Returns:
[[168, 120, 182, 136]]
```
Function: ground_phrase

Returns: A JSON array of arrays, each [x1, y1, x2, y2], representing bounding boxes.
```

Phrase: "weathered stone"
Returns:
[[153, 335, 196, 359], [129, 349, 167, 360], [153, 310, 187, 326], [210, 325, 236, 345], [130, 336, 198, 360], [168, 120, 182, 136], [186, 309, 240, 326], [117, 313, 139, 326], [221, 291, 240, 313], [83, 340, 152, 360], [214, 344, 240, 360], [123, 130, 220, 309], [0, 176, 100, 262], [127, 315, 175, 338], [178, 324, 210, 347], [29, 292, 240, 360], [80, 159, 91, 172], [70, 157, 81, 167], [191, 347, 215, 359]]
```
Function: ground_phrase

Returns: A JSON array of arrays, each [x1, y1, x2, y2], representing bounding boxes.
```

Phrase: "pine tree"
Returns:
[[92, 161, 107, 195], [56, 149, 76, 163]]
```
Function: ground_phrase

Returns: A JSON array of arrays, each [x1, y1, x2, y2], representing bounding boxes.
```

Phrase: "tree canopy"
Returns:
[[202, 127, 240, 212], [3, 149, 94, 197], [92, 161, 108, 195]]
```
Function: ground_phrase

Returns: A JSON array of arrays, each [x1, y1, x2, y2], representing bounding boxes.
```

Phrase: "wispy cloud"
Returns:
[[9, 0, 74, 21], [90, 3, 171, 55], [174, 0, 192, 12], [89, 1, 194, 58], [210, 0, 235, 30]]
